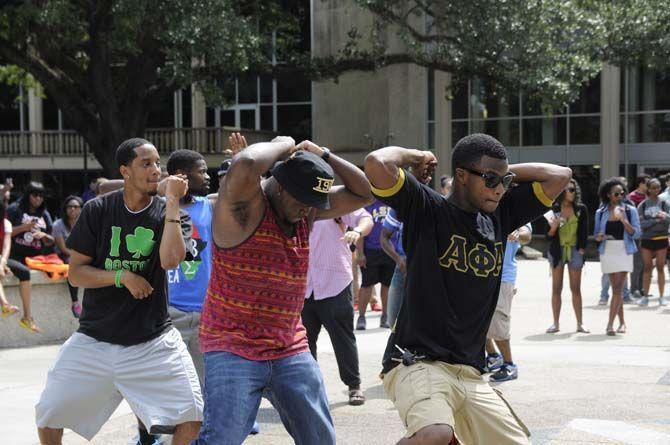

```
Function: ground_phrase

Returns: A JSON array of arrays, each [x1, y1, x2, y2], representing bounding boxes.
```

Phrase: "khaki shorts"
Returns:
[[382, 361, 530, 444], [488, 282, 515, 341]]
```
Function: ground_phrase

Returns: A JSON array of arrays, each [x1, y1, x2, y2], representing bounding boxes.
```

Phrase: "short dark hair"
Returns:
[[634, 174, 651, 188], [115, 138, 151, 167], [598, 177, 626, 204], [166, 149, 205, 175], [451, 134, 507, 174], [61, 195, 84, 229]]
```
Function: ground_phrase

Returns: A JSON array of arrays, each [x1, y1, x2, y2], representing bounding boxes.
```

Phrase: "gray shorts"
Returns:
[[169, 306, 204, 384], [35, 328, 203, 440]]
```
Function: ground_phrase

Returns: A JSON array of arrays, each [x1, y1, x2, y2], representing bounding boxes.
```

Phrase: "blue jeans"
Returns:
[[386, 265, 406, 328], [196, 351, 335, 445]]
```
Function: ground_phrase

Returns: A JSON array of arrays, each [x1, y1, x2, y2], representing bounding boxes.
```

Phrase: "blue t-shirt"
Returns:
[[167, 196, 213, 312], [501, 223, 532, 284], [382, 208, 404, 257], [364, 200, 393, 251]]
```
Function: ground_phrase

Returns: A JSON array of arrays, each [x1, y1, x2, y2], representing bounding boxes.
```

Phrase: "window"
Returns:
[[452, 77, 600, 148]]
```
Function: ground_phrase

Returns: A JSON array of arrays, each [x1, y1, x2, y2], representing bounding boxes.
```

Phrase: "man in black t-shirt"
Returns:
[[35, 138, 203, 445], [365, 134, 571, 445]]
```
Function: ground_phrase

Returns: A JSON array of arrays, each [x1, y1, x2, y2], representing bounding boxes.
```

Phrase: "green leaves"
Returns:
[[336, 0, 670, 110], [125, 227, 156, 259]]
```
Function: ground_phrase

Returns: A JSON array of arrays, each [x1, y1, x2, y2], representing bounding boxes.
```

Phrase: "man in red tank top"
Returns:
[[196, 136, 372, 445]]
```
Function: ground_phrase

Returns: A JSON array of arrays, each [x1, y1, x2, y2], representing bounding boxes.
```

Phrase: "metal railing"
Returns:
[[0, 127, 275, 157]]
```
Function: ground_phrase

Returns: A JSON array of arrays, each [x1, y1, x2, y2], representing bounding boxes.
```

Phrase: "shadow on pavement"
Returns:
[[574, 334, 624, 342], [523, 333, 573, 341], [584, 304, 610, 310]]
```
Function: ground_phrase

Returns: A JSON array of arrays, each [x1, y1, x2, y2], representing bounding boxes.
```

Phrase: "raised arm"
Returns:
[[364, 146, 437, 190], [213, 137, 295, 245], [508, 163, 572, 202], [295, 141, 373, 220], [159, 176, 189, 269]]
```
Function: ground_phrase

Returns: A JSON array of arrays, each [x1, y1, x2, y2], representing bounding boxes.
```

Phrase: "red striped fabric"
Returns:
[[199, 203, 310, 360]]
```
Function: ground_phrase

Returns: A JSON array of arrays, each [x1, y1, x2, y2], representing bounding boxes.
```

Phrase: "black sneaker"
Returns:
[[356, 315, 366, 330], [380, 313, 390, 328], [490, 363, 518, 382]]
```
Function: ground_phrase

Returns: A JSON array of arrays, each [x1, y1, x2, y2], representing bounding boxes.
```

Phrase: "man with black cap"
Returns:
[[196, 136, 372, 445]]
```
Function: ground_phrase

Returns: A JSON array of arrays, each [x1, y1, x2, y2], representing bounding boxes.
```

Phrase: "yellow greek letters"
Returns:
[[439, 235, 501, 278], [439, 235, 468, 272]]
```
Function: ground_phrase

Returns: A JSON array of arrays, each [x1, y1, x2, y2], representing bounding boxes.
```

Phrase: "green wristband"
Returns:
[[115, 270, 123, 288]]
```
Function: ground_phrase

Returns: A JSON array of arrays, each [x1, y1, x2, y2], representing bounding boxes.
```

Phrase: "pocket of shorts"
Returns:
[[492, 388, 531, 437], [393, 364, 432, 426]]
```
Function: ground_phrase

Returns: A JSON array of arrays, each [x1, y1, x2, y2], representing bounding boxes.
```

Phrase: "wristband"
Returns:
[[321, 147, 331, 162], [166, 218, 181, 224], [115, 270, 123, 288]]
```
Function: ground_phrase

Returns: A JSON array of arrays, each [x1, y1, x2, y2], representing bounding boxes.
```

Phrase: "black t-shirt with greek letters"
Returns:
[[67, 190, 192, 345], [374, 169, 551, 373]]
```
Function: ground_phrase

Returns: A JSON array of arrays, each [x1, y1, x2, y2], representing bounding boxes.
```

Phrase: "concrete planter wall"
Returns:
[[0, 272, 79, 348]]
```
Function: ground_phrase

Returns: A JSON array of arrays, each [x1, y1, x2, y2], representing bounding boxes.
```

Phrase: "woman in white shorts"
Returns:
[[594, 178, 641, 336]]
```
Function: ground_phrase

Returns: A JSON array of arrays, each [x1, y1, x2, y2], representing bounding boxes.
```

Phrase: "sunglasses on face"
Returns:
[[566, 187, 576, 193], [31, 193, 44, 198], [612, 192, 623, 197], [462, 167, 516, 189], [66, 205, 81, 209]]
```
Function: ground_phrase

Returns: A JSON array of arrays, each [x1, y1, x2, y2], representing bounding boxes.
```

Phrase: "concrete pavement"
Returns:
[[2, 259, 669, 444]]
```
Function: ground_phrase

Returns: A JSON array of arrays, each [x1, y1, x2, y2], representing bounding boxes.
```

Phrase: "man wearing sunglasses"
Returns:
[[364, 133, 571, 445]]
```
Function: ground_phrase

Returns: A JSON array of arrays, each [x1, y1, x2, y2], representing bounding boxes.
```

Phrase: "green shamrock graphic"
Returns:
[[126, 227, 156, 259]]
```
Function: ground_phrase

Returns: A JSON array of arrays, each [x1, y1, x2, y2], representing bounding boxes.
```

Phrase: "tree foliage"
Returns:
[[316, 0, 670, 110], [0, 0, 302, 176]]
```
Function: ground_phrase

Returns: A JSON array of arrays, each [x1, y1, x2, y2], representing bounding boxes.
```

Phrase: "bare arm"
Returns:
[[342, 214, 373, 245], [508, 163, 572, 202], [11, 221, 35, 236], [364, 146, 437, 191], [159, 176, 189, 270], [380, 227, 402, 264], [518, 225, 532, 245], [296, 141, 374, 220], [68, 250, 154, 299], [213, 137, 295, 246], [97, 179, 124, 195], [1, 230, 10, 264], [54, 236, 70, 257]]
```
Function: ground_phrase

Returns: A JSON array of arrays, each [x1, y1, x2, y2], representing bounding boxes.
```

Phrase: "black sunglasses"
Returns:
[[66, 205, 81, 209], [612, 192, 623, 197], [566, 187, 576, 193], [462, 167, 516, 189]]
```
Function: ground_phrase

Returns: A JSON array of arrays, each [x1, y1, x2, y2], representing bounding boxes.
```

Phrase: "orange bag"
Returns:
[[24, 253, 69, 281]]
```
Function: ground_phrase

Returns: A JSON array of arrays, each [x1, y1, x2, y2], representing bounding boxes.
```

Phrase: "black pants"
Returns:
[[6, 258, 31, 282], [302, 284, 361, 389]]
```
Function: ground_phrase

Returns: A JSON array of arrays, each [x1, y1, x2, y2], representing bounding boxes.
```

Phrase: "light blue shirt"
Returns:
[[501, 223, 532, 284], [166, 196, 213, 312]]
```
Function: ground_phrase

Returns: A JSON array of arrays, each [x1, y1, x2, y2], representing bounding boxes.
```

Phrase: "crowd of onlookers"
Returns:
[[0, 178, 108, 333], [545, 173, 670, 336]]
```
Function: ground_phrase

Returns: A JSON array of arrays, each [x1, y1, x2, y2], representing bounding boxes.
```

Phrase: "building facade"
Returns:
[[2, 0, 669, 218]]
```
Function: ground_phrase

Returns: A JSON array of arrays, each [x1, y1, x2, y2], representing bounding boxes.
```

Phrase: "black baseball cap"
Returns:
[[217, 160, 232, 178], [270, 151, 334, 210]]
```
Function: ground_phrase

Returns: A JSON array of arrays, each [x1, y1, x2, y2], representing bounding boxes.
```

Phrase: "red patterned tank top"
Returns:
[[199, 201, 310, 360]]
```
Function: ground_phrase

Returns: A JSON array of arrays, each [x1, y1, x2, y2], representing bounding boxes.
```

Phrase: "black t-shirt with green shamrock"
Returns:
[[373, 169, 552, 374], [67, 190, 192, 345]]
